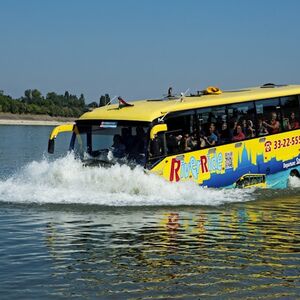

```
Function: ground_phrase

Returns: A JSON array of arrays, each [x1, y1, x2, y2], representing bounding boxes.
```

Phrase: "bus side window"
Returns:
[[165, 111, 199, 153], [165, 130, 184, 155], [280, 95, 300, 131], [227, 101, 255, 141], [255, 98, 281, 135], [197, 106, 227, 147]]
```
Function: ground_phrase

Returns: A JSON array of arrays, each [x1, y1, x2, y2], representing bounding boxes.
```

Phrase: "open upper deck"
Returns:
[[79, 84, 300, 122]]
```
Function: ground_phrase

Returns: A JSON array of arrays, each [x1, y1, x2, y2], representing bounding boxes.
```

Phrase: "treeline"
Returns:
[[0, 89, 111, 118]]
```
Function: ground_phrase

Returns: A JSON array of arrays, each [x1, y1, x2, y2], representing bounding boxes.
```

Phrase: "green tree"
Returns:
[[88, 102, 98, 108], [105, 94, 110, 105], [79, 93, 85, 107], [99, 93, 110, 106], [64, 91, 70, 100], [0, 89, 87, 117], [32, 89, 42, 100], [99, 95, 106, 107], [24, 89, 32, 101]]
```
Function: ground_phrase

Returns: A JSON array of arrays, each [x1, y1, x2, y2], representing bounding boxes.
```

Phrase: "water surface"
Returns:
[[0, 125, 299, 299]]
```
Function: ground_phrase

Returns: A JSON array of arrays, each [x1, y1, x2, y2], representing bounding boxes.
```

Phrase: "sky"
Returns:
[[1, 0, 300, 103]]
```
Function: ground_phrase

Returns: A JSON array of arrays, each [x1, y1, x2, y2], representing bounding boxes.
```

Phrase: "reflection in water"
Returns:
[[1, 124, 299, 299], [14, 197, 295, 299]]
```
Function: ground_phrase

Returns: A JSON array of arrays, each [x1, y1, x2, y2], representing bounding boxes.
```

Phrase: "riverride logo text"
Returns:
[[170, 153, 223, 182]]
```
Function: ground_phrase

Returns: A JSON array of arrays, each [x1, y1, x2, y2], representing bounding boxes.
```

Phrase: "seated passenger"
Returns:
[[219, 122, 230, 144], [150, 134, 162, 157], [181, 133, 191, 151], [246, 120, 255, 138], [263, 112, 280, 134], [129, 126, 147, 160], [182, 132, 197, 151], [287, 112, 300, 130], [204, 123, 218, 146], [257, 118, 269, 136], [121, 127, 135, 153], [229, 120, 238, 140], [198, 125, 206, 148], [112, 134, 126, 158], [199, 136, 206, 148], [167, 133, 182, 154], [283, 115, 289, 130], [241, 119, 248, 136], [189, 131, 198, 149], [232, 125, 245, 141]]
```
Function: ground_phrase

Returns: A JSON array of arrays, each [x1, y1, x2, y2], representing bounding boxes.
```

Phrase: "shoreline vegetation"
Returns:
[[0, 89, 111, 126]]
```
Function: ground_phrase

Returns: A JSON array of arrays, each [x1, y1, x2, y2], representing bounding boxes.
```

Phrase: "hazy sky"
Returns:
[[1, 0, 300, 103]]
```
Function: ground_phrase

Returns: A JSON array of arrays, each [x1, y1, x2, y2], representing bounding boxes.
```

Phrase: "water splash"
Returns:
[[0, 153, 253, 206]]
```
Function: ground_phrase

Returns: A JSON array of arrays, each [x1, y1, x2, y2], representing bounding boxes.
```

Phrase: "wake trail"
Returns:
[[0, 153, 253, 206]]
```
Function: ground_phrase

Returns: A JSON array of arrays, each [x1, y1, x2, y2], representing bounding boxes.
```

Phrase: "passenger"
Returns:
[[241, 119, 248, 135], [121, 127, 135, 153], [182, 133, 192, 151], [199, 124, 206, 148], [182, 132, 197, 151], [129, 127, 147, 160], [232, 125, 245, 141], [229, 120, 238, 140], [204, 123, 218, 146], [112, 134, 126, 158], [257, 118, 269, 136], [167, 133, 182, 154], [263, 112, 280, 134], [219, 122, 230, 144], [283, 115, 290, 130], [199, 136, 206, 148], [150, 134, 162, 157], [246, 120, 255, 138], [287, 112, 300, 130], [189, 131, 198, 149]]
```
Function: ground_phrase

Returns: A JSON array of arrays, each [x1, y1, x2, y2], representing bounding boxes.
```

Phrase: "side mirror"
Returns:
[[150, 124, 168, 140], [48, 139, 55, 154], [48, 123, 74, 154]]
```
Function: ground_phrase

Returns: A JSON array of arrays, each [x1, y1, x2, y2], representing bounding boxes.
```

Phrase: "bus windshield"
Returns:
[[71, 121, 150, 166]]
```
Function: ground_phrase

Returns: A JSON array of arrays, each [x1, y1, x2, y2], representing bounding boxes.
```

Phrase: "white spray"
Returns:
[[0, 153, 252, 206]]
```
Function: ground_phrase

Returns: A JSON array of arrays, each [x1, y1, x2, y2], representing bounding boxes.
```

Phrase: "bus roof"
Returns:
[[79, 84, 300, 122]]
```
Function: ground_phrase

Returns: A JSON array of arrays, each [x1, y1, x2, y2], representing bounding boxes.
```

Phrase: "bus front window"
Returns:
[[71, 123, 149, 166]]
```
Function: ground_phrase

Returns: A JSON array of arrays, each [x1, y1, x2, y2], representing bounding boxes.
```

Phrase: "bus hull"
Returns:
[[150, 129, 300, 188]]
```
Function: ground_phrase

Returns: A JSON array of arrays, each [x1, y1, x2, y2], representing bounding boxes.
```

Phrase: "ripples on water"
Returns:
[[0, 129, 299, 299], [0, 198, 299, 299]]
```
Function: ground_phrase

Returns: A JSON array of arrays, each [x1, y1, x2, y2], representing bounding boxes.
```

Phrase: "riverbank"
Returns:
[[0, 113, 75, 126]]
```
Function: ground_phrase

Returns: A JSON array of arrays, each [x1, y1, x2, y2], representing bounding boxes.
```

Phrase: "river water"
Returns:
[[0, 125, 299, 299]]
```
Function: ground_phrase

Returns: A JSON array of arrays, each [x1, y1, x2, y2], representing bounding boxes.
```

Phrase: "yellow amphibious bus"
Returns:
[[48, 83, 300, 188]]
